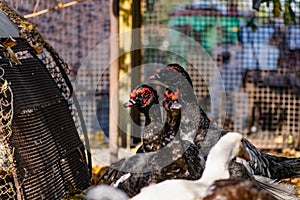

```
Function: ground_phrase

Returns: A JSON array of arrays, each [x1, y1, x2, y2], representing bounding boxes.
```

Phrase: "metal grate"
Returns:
[[0, 2, 91, 199], [0, 37, 90, 199], [4, 0, 111, 139]]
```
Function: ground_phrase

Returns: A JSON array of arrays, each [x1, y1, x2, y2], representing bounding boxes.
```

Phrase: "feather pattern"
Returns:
[[253, 175, 299, 200], [243, 139, 300, 179], [99, 87, 204, 197]]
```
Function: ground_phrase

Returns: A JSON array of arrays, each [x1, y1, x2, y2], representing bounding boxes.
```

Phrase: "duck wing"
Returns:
[[99, 140, 205, 197], [98, 152, 161, 196], [253, 175, 299, 200], [242, 138, 300, 179]]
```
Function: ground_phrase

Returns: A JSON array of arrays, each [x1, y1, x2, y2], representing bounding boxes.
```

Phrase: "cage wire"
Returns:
[[0, 1, 94, 199], [5, 0, 111, 144], [10, 0, 299, 152], [142, 0, 300, 149]]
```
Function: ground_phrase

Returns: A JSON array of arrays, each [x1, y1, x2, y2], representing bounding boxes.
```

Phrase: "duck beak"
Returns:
[[123, 100, 135, 108], [170, 101, 182, 110], [149, 74, 160, 80], [149, 75, 156, 80], [237, 140, 250, 161]]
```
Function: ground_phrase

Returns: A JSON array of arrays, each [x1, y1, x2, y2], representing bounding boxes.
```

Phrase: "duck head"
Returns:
[[149, 63, 197, 105], [150, 63, 193, 89], [163, 87, 181, 111], [123, 84, 159, 115]]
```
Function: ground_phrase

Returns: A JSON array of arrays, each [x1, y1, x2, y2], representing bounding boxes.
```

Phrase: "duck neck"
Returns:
[[166, 110, 181, 133], [144, 111, 151, 126], [198, 107, 211, 129], [144, 103, 161, 126], [178, 85, 211, 126], [149, 103, 162, 123], [161, 109, 181, 146], [197, 141, 231, 185]]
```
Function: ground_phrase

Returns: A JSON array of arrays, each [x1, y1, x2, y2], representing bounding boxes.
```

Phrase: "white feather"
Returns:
[[113, 173, 131, 188], [86, 184, 128, 200]]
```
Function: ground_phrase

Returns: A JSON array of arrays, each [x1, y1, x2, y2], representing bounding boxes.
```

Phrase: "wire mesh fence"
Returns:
[[5, 0, 111, 142], [9, 0, 298, 150], [142, 0, 300, 149]]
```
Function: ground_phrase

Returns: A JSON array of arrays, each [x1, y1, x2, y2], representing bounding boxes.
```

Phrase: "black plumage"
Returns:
[[99, 87, 204, 197], [132, 131, 298, 200], [150, 63, 227, 157], [158, 88, 204, 180], [123, 84, 163, 153], [149, 63, 300, 180]]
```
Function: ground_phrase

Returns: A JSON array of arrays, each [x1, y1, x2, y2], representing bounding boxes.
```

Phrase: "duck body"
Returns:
[[86, 184, 128, 200], [150, 63, 300, 179], [133, 131, 299, 200], [100, 87, 204, 197], [132, 180, 207, 200]]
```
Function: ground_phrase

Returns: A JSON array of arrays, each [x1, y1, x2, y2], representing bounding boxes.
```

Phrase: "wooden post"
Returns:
[[109, 0, 119, 163], [130, 0, 142, 147], [118, 0, 132, 149]]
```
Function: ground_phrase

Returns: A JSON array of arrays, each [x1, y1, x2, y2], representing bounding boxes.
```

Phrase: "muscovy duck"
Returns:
[[98, 87, 204, 197], [123, 84, 163, 153], [149, 63, 300, 180], [149, 63, 225, 156]]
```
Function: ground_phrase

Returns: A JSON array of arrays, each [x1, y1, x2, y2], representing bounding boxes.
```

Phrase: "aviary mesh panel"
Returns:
[[0, 37, 90, 200], [142, 0, 300, 149]]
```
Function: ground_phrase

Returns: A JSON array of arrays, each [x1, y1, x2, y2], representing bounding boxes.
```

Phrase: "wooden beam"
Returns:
[[24, 0, 92, 18], [109, 0, 119, 163]]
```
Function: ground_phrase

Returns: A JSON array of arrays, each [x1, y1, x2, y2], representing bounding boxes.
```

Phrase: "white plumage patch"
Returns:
[[86, 185, 128, 200], [113, 173, 131, 188]]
